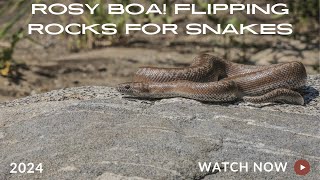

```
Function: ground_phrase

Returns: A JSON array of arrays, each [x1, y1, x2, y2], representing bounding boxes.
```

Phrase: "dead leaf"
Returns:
[[0, 61, 11, 76]]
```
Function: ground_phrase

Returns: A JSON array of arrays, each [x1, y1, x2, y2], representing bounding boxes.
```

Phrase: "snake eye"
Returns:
[[125, 85, 130, 89]]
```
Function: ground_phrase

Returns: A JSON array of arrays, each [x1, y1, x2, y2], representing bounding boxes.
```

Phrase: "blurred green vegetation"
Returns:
[[70, 0, 177, 50], [0, 0, 40, 77], [69, 0, 132, 50], [0, 0, 319, 76], [288, 0, 319, 23]]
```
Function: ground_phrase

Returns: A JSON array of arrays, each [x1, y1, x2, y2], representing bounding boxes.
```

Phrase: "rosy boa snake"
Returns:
[[117, 54, 307, 105]]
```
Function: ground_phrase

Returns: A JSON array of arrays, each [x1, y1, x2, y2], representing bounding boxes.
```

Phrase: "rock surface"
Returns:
[[0, 75, 319, 180]]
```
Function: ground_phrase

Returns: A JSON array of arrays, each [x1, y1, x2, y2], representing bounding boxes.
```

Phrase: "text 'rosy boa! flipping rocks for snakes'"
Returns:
[[117, 54, 307, 105]]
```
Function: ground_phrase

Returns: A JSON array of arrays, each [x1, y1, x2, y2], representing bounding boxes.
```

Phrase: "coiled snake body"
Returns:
[[117, 54, 307, 105]]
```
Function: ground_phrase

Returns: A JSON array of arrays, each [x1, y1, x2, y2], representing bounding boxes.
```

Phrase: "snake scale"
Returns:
[[117, 54, 307, 105]]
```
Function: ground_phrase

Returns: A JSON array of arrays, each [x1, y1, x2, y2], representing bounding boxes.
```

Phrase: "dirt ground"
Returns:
[[0, 1, 319, 102]]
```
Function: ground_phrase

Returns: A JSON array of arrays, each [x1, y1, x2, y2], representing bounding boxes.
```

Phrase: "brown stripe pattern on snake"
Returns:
[[117, 54, 307, 105]]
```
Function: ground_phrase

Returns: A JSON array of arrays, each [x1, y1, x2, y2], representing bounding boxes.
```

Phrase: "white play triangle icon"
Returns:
[[294, 160, 310, 175]]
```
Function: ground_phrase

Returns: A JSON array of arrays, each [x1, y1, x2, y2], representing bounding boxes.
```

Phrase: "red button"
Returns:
[[294, 159, 310, 175]]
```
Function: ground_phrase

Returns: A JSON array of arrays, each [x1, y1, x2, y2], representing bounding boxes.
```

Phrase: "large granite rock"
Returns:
[[0, 75, 319, 180]]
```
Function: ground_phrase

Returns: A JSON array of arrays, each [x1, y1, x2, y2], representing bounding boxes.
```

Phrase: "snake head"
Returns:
[[116, 82, 149, 96]]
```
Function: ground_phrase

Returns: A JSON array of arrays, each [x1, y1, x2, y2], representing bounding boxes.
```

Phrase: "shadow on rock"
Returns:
[[301, 86, 319, 104], [6, 63, 28, 85]]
